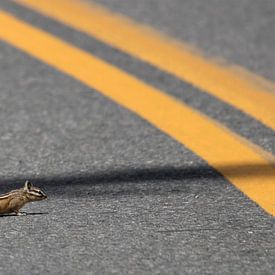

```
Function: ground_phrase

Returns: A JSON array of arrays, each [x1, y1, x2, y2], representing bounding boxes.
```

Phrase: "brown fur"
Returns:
[[0, 181, 47, 215]]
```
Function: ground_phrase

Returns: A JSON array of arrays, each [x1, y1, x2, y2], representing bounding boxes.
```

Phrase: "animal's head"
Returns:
[[24, 181, 47, 201]]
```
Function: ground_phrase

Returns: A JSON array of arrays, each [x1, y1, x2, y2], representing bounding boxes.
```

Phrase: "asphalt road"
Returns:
[[91, 0, 275, 82], [0, 0, 274, 274]]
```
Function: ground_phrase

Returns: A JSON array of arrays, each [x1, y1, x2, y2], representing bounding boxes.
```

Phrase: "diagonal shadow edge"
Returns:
[[0, 163, 273, 197]]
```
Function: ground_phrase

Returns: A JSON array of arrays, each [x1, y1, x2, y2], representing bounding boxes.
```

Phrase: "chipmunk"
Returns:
[[0, 181, 47, 215]]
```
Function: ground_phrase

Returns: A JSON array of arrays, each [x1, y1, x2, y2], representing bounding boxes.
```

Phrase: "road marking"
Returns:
[[0, 11, 275, 215], [15, 0, 275, 131]]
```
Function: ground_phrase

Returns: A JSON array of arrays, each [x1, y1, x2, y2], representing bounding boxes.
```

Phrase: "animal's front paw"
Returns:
[[16, 212, 27, 216]]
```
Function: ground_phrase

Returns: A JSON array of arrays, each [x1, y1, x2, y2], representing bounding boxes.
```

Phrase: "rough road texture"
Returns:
[[0, 0, 274, 274]]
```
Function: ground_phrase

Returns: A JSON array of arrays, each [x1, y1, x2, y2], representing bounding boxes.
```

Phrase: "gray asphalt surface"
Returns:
[[0, 1, 275, 274], [91, 0, 275, 82]]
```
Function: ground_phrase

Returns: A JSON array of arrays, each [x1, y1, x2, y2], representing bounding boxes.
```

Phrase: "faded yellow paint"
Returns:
[[15, 0, 275, 130], [0, 11, 275, 215]]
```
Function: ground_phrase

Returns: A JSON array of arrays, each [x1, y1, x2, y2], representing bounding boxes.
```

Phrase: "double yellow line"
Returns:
[[14, 0, 275, 131], [1, 0, 275, 215]]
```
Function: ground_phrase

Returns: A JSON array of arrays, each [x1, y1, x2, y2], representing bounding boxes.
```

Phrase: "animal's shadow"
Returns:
[[0, 212, 49, 217]]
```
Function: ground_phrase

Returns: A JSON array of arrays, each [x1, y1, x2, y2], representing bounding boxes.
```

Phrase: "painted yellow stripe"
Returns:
[[0, 11, 275, 215], [15, 0, 275, 130]]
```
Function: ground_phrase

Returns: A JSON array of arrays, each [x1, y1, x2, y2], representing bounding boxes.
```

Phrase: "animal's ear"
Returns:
[[24, 181, 32, 191]]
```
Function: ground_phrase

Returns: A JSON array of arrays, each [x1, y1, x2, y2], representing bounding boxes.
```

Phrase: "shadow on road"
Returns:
[[0, 163, 273, 197], [0, 212, 49, 218]]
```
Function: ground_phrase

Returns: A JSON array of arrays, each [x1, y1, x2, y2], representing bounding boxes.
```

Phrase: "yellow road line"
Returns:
[[1, 11, 275, 215], [15, 0, 275, 130]]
